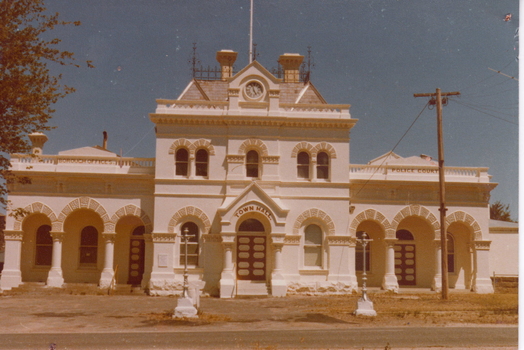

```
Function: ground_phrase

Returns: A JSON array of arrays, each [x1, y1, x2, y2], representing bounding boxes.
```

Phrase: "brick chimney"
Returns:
[[278, 53, 304, 83], [28, 132, 48, 155], [216, 50, 238, 80]]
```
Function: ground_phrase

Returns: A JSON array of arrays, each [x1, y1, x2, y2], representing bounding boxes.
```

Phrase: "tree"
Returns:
[[490, 200, 515, 222], [0, 0, 91, 209]]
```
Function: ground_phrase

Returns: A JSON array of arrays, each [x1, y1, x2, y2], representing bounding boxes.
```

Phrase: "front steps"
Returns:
[[1, 282, 147, 296], [236, 280, 270, 297]]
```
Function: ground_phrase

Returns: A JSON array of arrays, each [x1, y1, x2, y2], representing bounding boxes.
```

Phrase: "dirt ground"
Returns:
[[145, 289, 518, 328]]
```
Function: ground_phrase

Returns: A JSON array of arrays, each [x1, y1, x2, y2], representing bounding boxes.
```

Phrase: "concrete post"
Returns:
[[220, 236, 236, 298], [99, 233, 116, 288], [472, 241, 494, 293], [46, 231, 64, 287], [0, 230, 24, 291], [382, 239, 399, 292], [432, 240, 442, 292]]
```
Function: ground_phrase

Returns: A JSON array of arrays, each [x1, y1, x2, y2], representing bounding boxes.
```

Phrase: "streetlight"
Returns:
[[174, 226, 198, 318], [355, 232, 377, 316]]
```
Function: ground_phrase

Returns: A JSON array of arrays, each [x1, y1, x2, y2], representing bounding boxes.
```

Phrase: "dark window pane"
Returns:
[[176, 148, 188, 161], [195, 149, 208, 162], [396, 229, 414, 240], [176, 162, 188, 176], [81, 226, 98, 245], [297, 152, 310, 165], [35, 246, 52, 266], [80, 247, 97, 264], [246, 164, 258, 177], [239, 219, 265, 232], [317, 152, 329, 165], [175, 148, 189, 176], [195, 163, 208, 176], [246, 150, 259, 163], [317, 166, 328, 179], [36, 225, 52, 244], [132, 226, 145, 236], [447, 254, 455, 273]]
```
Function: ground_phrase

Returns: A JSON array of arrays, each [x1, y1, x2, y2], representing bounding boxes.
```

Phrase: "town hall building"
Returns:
[[0, 50, 517, 297]]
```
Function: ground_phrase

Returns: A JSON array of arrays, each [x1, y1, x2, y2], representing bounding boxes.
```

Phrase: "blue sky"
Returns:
[[40, 0, 519, 218]]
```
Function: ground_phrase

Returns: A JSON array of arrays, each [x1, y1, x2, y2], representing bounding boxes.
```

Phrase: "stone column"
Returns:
[[347, 237, 358, 291], [99, 233, 116, 289], [432, 240, 442, 292], [188, 152, 195, 179], [219, 235, 235, 298], [270, 234, 286, 297], [148, 232, 177, 296], [141, 233, 153, 290], [46, 231, 65, 288], [0, 230, 23, 291], [382, 239, 399, 292], [472, 240, 494, 293]]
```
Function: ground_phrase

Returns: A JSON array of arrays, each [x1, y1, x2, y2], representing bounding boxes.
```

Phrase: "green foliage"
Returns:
[[0, 0, 91, 208], [490, 200, 515, 222]]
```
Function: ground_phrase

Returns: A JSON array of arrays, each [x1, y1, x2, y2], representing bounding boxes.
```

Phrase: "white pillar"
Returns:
[[220, 235, 236, 298], [0, 230, 23, 291], [46, 231, 64, 287], [472, 240, 494, 293], [99, 233, 116, 288], [148, 232, 177, 296], [271, 235, 286, 297], [382, 239, 399, 292], [432, 240, 442, 292], [141, 233, 153, 290]]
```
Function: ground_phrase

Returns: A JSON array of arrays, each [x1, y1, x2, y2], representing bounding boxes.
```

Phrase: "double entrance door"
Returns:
[[236, 235, 266, 281], [394, 244, 416, 285]]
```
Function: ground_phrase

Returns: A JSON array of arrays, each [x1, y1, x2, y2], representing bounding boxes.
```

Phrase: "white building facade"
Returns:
[[1, 51, 515, 297]]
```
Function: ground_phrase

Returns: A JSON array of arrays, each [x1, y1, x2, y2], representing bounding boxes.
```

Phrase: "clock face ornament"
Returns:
[[245, 81, 263, 99]]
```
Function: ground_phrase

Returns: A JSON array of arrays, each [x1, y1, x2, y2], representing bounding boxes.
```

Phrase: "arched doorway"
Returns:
[[236, 218, 266, 281], [395, 229, 416, 286]]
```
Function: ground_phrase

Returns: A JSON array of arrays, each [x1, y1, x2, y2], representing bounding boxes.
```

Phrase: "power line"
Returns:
[[353, 101, 430, 198], [449, 99, 518, 125]]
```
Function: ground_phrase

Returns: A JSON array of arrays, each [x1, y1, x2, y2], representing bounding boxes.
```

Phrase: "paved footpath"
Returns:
[[0, 294, 518, 350]]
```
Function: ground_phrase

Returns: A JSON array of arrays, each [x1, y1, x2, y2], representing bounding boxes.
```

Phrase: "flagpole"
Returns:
[[249, 0, 253, 63]]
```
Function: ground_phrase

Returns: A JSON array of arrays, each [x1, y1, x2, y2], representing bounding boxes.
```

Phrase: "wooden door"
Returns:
[[394, 244, 416, 285], [236, 235, 266, 281]]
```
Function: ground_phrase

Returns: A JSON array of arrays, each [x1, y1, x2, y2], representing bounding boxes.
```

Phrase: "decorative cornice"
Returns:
[[4, 230, 23, 240], [473, 240, 491, 250], [327, 236, 353, 245], [284, 235, 301, 245], [151, 233, 176, 243], [202, 234, 222, 243], [261, 156, 280, 164]]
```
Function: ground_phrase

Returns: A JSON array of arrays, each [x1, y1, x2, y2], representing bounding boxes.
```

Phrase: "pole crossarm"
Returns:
[[413, 91, 460, 98]]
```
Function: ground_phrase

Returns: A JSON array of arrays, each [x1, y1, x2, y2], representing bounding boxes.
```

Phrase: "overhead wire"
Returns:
[[123, 125, 155, 156], [353, 101, 430, 198], [448, 98, 518, 125]]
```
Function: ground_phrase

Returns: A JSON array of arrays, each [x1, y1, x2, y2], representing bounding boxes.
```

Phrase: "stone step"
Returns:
[[236, 280, 269, 296]]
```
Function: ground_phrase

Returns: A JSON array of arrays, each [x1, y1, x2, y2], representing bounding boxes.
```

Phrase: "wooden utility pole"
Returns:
[[413, 88, 460, 300]]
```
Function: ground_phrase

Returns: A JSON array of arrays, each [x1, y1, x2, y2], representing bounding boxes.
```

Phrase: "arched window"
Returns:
[[246, 150, 259, 178], [79, 226, 98, 266], [195, 149, 209, 177], [180, 222, 199, 266], [175, 148, 189, 176], [355, 231, 371, 272], [239, 218, 265, 232], [396, 229, 414, 241], [297, 152, 310, 179], [316, 152, 329, 179], [447, 233, 455, 273], [35, 225, 52, 266], [304, 224, 323, 267]]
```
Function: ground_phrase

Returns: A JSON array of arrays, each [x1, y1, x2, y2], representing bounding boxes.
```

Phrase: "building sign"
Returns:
[[234, 205, 272, 219], [390, 168, 439, 174]]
